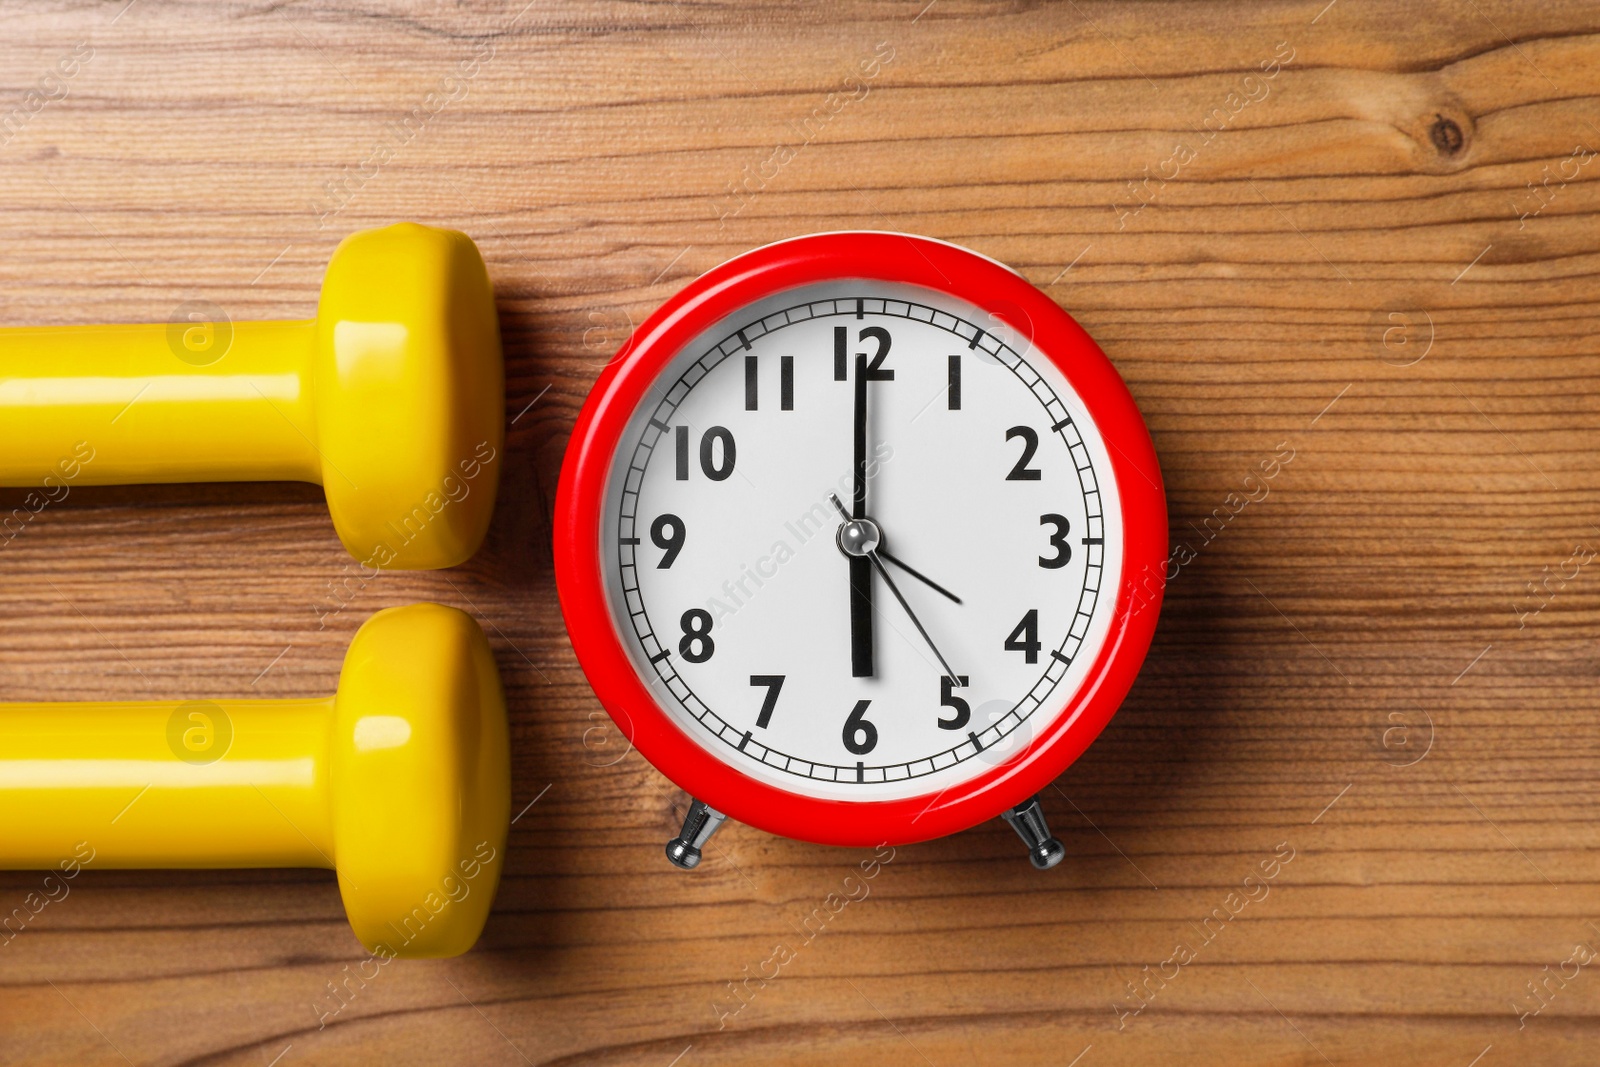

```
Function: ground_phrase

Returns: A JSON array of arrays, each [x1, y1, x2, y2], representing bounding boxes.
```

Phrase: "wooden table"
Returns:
[[2, 1, 1598, 1063]]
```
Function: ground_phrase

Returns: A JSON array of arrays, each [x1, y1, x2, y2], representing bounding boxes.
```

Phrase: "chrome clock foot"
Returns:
[[666, 798, 727, 869], [1002, 795, 1065, 870]]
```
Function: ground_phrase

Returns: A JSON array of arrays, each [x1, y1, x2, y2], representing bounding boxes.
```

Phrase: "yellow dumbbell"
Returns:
[[0, 223, 504, 570], [0, 603, 510, 959]]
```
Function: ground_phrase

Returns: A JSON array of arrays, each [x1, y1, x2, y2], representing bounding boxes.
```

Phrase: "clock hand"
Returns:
[[853, 351, 868, 519], [848, 351, 873, 677], [869, 552, 962, 687], [829, 493, 961, 686], [877, 547, 962, 605]]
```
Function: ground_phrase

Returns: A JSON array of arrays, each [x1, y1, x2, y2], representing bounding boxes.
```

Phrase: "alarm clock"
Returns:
[[554, 232, 1165, 869]]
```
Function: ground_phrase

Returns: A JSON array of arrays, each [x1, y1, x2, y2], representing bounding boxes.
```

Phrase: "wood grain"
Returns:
[[3, 0, 1600, 1063]]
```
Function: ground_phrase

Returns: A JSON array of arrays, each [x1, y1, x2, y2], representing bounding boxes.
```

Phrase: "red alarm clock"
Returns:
[[555, 233, 1165, 868]]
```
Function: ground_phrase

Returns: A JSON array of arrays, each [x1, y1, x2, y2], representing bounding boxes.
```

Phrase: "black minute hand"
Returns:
[[848, 351, 874, 677]]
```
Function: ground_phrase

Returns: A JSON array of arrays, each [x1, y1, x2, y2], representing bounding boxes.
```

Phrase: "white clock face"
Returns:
[[602, 280, 1123, 801]]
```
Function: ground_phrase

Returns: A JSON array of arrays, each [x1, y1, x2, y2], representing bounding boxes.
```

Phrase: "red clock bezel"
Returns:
[[554, 232, 1166, 847]]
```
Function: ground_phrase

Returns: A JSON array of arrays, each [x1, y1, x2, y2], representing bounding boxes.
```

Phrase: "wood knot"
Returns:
[[1429, 114, 1464, 156], [1403, 98, 1474, 173]]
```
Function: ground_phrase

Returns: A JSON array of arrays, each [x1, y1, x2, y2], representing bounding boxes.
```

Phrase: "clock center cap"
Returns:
[[836, 516, 882, 558]]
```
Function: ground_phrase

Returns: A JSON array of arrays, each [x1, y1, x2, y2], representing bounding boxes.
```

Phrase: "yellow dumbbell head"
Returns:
[[315, 224, 505, 571], [329, 602, 510, 958]]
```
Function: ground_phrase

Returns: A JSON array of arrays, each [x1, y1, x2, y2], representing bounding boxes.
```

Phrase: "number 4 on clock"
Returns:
[[1004, 609, 1041, 663]]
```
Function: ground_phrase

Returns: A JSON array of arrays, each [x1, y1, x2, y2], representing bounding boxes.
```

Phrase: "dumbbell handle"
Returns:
[[0, 697, 335, 869], [0, 319, 325, 487]]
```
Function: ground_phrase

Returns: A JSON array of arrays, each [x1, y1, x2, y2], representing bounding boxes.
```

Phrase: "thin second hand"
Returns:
[[868, 552, 961, 686], [828, 493, 960, 685]]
